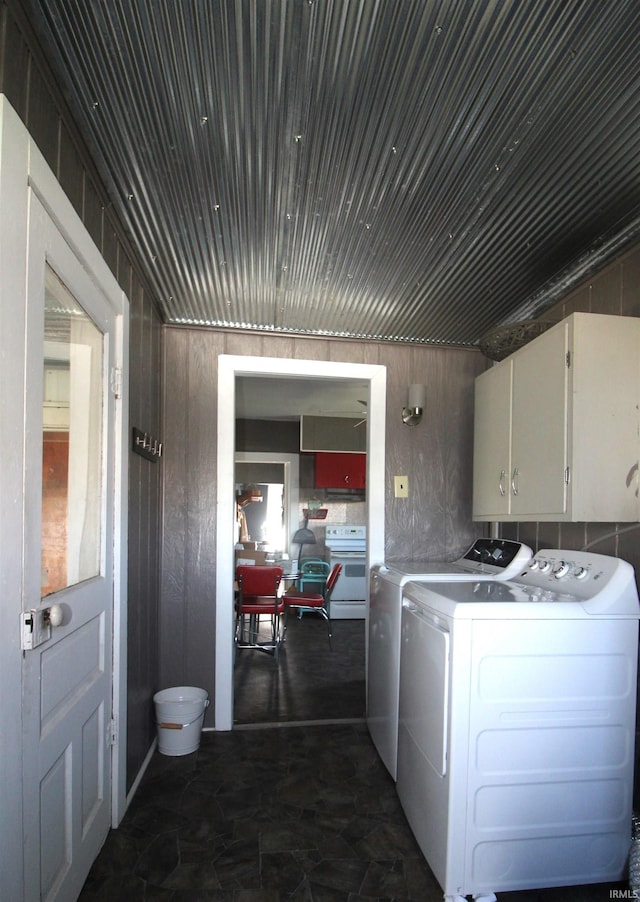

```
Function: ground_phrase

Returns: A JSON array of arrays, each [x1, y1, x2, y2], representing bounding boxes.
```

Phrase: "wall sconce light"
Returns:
[[402, 383, 426, 426]]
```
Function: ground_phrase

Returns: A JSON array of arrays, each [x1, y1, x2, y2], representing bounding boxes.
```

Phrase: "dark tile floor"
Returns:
[[233, 612, 366, 725], [80, 613, 631, 900]]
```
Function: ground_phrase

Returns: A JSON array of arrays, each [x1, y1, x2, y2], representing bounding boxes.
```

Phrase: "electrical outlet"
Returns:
[[394, 475, 409, 498]]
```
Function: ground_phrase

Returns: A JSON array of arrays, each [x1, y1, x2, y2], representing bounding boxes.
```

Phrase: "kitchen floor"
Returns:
[[233, 610, 366, 725], [79, 613, 630, 900]]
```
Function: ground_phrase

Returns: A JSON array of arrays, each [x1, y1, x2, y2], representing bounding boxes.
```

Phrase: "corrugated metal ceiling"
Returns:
[[24, 0, 640, 346]]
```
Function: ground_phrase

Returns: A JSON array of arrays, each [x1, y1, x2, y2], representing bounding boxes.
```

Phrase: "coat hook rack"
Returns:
[[132, 426, 163, 462]]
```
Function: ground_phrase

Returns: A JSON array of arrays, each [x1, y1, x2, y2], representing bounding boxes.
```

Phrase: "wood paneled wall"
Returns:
[[1, 0, 164, 790], [161, 328, 485, 723], [126, 281, 163, 789]]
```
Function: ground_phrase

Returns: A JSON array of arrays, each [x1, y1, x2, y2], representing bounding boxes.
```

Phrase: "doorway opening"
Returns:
[[239, 480, 283, 548], [234, 453, 300, 555], [232, 448, 368, 726], [216, 356, 386, 730]]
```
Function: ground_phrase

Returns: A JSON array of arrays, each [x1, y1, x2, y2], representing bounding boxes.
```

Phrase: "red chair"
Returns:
[[283, 563, 342, 650], [235, 565, 284, 661]]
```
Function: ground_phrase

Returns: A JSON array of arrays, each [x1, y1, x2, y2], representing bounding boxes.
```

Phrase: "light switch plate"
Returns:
[[394, 475, 409, 498]]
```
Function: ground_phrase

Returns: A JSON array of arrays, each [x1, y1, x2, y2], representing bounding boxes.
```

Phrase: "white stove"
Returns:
[[324, 525, 366, 618], [397, 549, 640, 900], [324, 524, 366, 552]]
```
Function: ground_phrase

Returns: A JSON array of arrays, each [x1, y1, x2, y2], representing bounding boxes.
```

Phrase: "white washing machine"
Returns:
[[397, 549, 640, 901], [367, 538, 533, 779]]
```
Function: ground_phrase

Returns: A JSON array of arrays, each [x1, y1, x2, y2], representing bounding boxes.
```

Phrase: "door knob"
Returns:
[[45, 604, 64, 627], [42, 604, 64, 627]]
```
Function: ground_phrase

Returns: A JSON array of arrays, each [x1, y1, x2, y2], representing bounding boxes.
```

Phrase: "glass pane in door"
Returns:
[[42, 265, 104, 597]]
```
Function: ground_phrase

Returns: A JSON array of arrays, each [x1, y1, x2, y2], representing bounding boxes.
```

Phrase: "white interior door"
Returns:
[[21, 193, 117, 902]]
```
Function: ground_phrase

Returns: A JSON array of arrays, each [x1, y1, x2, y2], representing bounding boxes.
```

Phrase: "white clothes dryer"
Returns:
[[367, 538, 533, 779], [397, 549, 640, 901]]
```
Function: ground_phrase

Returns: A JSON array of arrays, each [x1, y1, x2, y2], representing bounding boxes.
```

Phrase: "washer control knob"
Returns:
[[528, 559, 540, 571], [537, 558, 550, 573], [552, 560, 570, 579], [573, 566, 588, 579]]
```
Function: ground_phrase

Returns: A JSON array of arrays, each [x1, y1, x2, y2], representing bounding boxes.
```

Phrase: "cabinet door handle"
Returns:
[[499, 469, 506, 496], [511, 467, 519, 495]]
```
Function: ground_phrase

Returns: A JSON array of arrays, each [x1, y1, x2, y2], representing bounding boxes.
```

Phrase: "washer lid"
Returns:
[[374, 560, 518, 586], [374, 539, 533, 585], [403, 564, 640, 619]]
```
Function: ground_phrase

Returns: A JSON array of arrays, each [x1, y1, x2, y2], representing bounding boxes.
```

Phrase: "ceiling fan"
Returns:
[[353, 400, 367, 428]]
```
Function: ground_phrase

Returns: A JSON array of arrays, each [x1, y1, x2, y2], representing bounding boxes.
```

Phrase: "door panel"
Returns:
[[511, 323, 568, 516], [472, 359, 513, 518], [22, 193, 115, 902]]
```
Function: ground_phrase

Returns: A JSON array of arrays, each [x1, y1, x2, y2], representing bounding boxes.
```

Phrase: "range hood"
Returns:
[[323, 487, 366, 502]]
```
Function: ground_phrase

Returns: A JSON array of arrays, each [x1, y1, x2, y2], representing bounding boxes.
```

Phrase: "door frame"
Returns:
[[216, 355, 386, 730], [0, 96, 129, 899]]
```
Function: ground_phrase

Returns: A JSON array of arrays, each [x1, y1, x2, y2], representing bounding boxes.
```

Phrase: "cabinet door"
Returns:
[[315, 452, 366, 488], [510, 322, 569, 517], [472, 361, 512, 519], [300, 416, 366, 452], [569, 313, 640, 521]]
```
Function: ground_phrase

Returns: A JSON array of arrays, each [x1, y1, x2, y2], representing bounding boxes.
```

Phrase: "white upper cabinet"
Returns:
[[299, 415, 366, 452], [473, 313, 640, 522], [472, 357, 513, 519]]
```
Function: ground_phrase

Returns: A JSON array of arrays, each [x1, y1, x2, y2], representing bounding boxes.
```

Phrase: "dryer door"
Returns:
[[399, 600, 450, 776], [397, 598, 451, 891]]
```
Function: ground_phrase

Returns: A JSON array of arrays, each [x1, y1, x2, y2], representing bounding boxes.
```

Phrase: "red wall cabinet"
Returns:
[[314, 452, 366, 489]]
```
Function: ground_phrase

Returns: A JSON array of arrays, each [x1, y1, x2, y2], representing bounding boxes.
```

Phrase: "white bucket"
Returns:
[[153, 686, 209, 756]]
